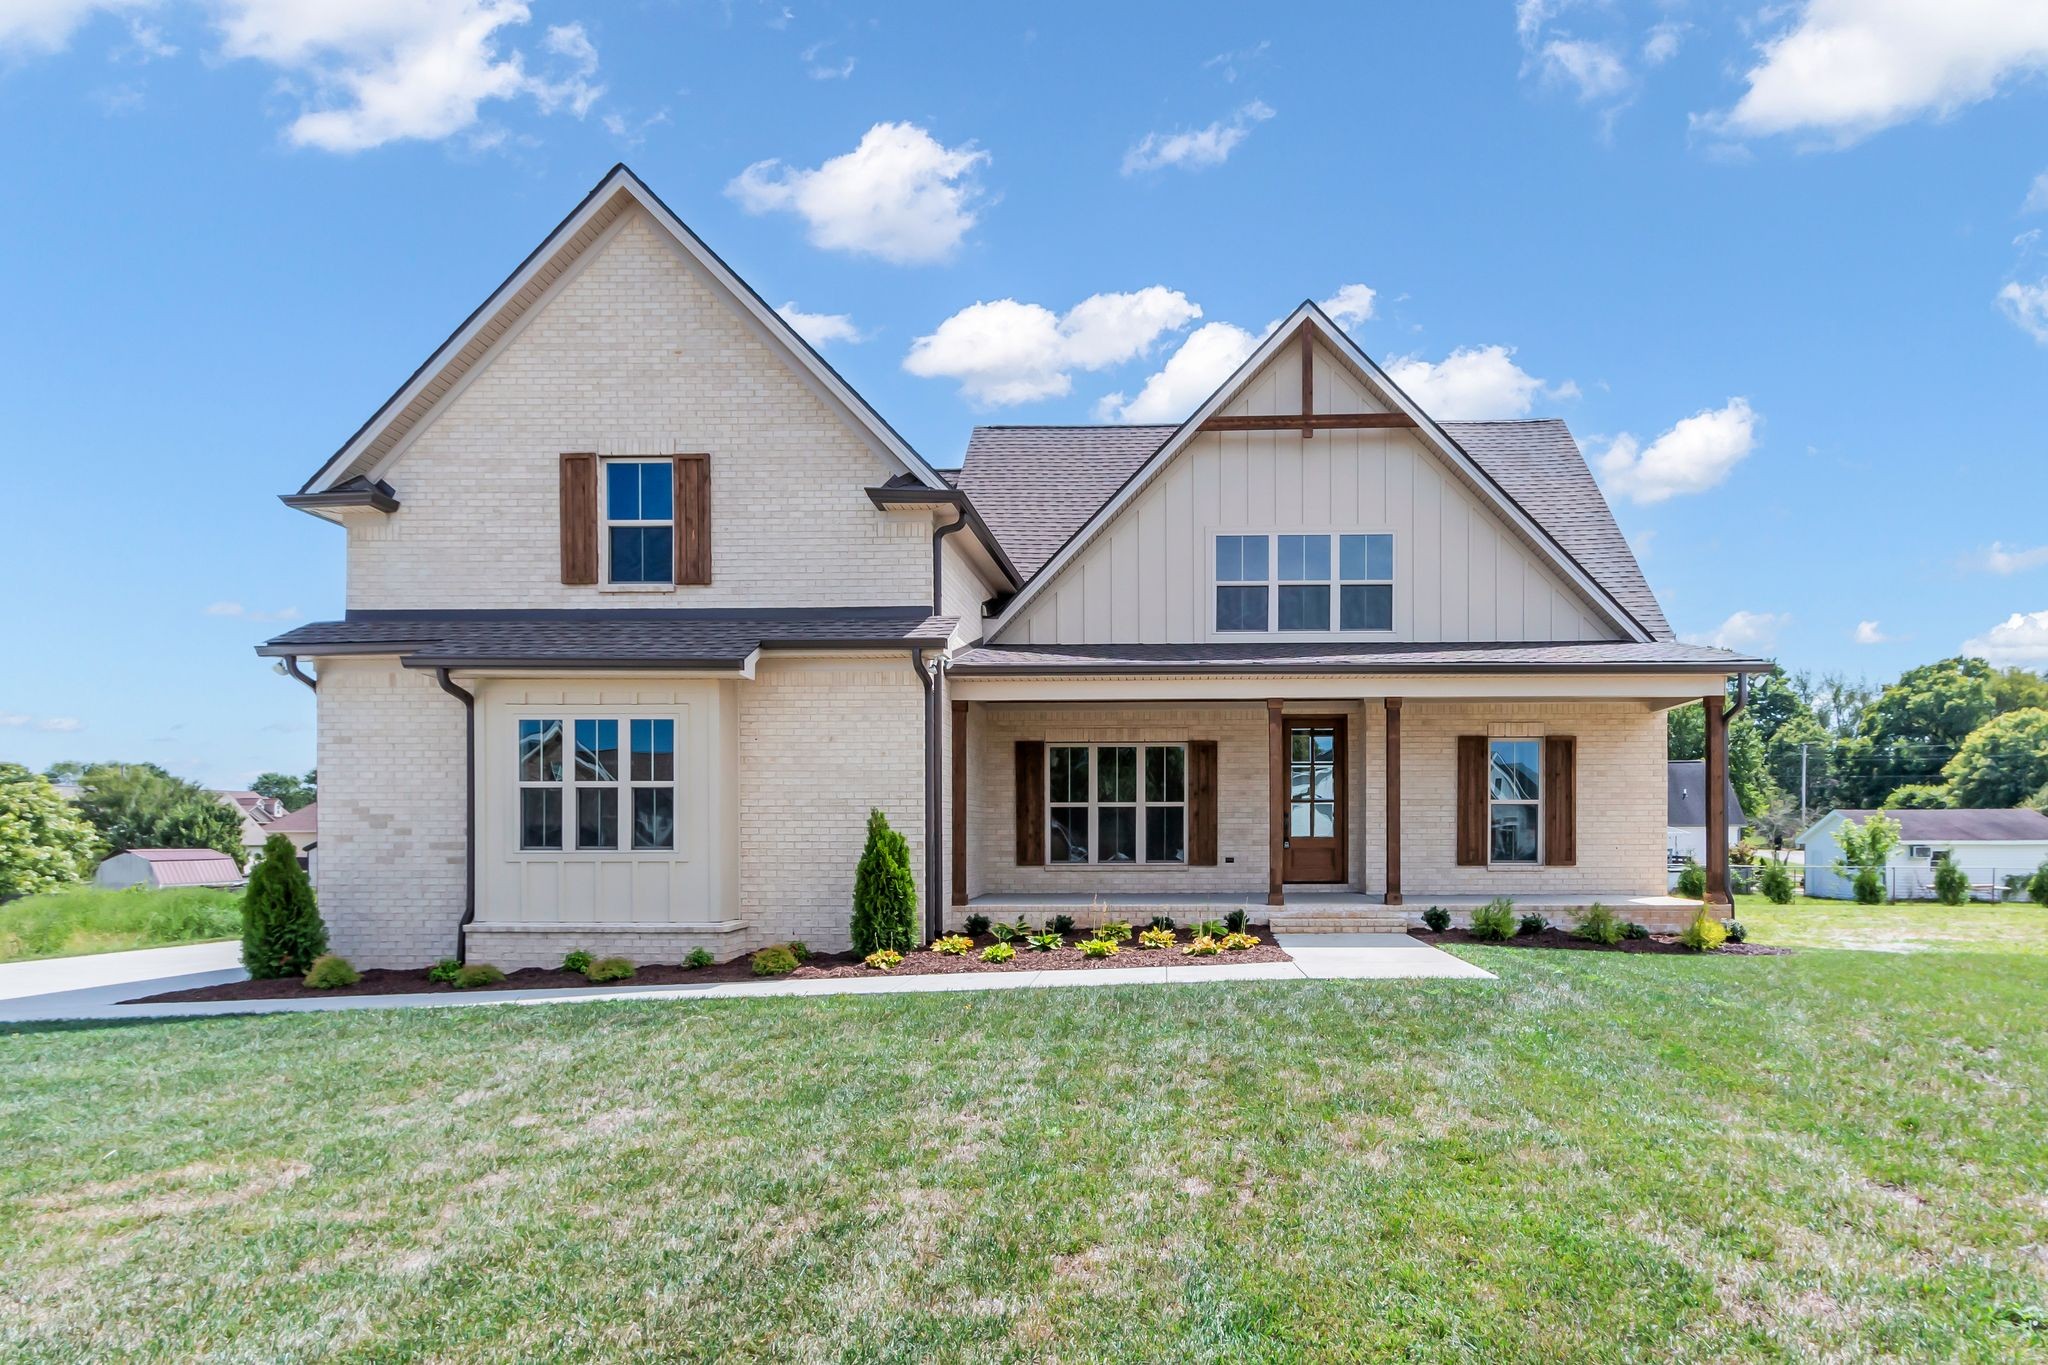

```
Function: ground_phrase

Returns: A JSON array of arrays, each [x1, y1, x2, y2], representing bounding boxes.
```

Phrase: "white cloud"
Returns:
[[1706, 0, 2048, 145], [729, 122, 987, 265], [36, 717, 84, 733], [1384, 345, 1562, 421], [1318, 283, 1376, 328], [1974, 541, 2048, 574], [1686, 609, 1788, 652], [776, 302, 864, 347], [799, 39, 854, 80], [0, 712, 28, 727], [1997, 278, 2048, 342], [1853, 619, 1891, 644], [211, 0, 605, 153], [1541, 38, 1630, 101], [1121, 100, 1274, 176], [1202, 39, 1269, 83], [1963, 609, 2048, 663], [904, 288, 1201, 406], [1111, 321, 1264, 422], [1642, 21, 1685, 66], [1628, 527, 1657, 560], [206, 601, 300, 623], [0, 0, 149, 54], [1594, 397, 1758, 504], [2023, 169, 2048, 213]]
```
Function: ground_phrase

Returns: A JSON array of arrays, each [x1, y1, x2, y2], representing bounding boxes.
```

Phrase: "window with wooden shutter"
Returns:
[[1014, 740, 1045, 865], [1544, 736, 1577, 867], [1455, 735, 1487, 866], [559, 453, 598, 585], [1188, 740, 1219, 866], [674, 453, 711, 585]]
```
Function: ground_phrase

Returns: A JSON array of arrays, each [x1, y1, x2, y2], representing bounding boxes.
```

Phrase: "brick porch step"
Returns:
[[1266, 908, 1411, 934]]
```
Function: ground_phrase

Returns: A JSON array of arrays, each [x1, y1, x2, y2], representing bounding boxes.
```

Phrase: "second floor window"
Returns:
[[1215, 533, 1394, 634], [605, 459, 674, 585]]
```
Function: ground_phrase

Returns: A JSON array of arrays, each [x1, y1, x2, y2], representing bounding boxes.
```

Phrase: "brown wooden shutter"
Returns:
[[675, 454, 711, 585], [1014, 741, 1045, 865], [1455, 735, 1488, 866], [1544, 736, 1577, 867], [559, 453, 598, 585], [1188, 740, 1219, 866]]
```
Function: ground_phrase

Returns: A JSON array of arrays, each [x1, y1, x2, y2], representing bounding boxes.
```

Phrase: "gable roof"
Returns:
[[296, 163, 947, 498], [266, 801, 318, 836], [977, 303, 1666, 644], [1802, 808, 2048, 844], [1667, 760, 1744, 828]]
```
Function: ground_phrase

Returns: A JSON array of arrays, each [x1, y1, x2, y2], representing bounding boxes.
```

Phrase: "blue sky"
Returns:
[[3, 1, 2047, 788]]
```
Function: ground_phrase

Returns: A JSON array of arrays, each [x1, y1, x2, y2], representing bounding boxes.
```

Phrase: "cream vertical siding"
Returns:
[[343, 208, 932, 611]]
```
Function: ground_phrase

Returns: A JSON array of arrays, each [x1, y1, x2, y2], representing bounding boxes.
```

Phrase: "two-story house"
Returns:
[[262, 165, 1764, 969]]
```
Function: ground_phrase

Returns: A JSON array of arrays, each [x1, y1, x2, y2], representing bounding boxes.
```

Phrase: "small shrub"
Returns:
[[1182, 935, 1221, 957], [1853, 866, 1885, 905], [1517, 912, 1549, 937], [1147, 915, 1175, 931], [1675, 859, 1706, 899], [453, 963, 505, 989], [1725, 920, 1748, 944], [1679, 908, 1729, 953], [1196, 918, 1229, 939], [561, 949, 593, 974], [751, 946, 798, 976], [785, 941, 812, 963], [1470, 897, 1516, 941], [1758, 859, 1795, 905], [1421, 906, 1451, 933], [863, 949, 904, 971], [989, 919, 1022, 944], [1933, 857, 1969, 906], [1049, 914, 1077, 936], [302, 954, 359, 990], [1623, 921, 1651, 941], [1137, 927, 1176, 950], [964, 913, 992, 936], [851, 808, 917, 957], [2028, 860, 2048, 907], [1097, 920, 1133, 943], [1224, 909, 1249, 934], [931, 934, 974, 956], [1026, 931, 1063, 952], [980, 943, 1015, 963], [685, 947, 714, 969], [427, 958, 463, 984], [1220, 932, 1259, 951], [1574, 902, 1624, 946], [584, 956, 634, 983], [241, 833, 328, 979], [1077, 938, 1119, 959]]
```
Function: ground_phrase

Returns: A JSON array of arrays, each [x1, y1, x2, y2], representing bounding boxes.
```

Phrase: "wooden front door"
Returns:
[[1282, 717, 1347, 883]]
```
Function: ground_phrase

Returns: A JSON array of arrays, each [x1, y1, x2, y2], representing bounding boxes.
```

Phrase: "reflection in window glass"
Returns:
[[1488, 739, 1541, 862]]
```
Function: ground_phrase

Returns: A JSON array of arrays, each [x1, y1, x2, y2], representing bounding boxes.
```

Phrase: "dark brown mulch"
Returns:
[[129, 931, 1292, 1004], [1413, 927, 1790, 956]]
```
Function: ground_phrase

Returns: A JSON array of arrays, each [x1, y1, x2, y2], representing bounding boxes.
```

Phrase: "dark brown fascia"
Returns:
[[864, 484, 1023, 591], [280, 480, 400, 516]]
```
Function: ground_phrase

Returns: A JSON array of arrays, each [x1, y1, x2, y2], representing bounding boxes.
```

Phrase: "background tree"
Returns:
[[1834, 657, 1995, 807], [1990, 666, 2048, 715], [0, 763, 100, 900], [1834, 811, 1900, 906], [250, 770, 317, 812], [1941, 708, 2048, 809], [75, 763, 245, 867], [1880, 783, 1953, 810], [241, 833, 326, 977], [1764, 712, 1837, 816]]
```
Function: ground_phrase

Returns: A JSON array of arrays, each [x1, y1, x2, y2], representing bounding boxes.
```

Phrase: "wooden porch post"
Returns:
[[1267, 699, 1286, 906], [1703, 694, 1730, 907], [949, 699, 968, 908], [1384, 698, 1403, 906]]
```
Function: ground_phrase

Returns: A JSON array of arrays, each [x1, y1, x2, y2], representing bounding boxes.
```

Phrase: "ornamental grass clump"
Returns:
[[1679, 907, 1730, 953], [850, 808, 917, 957], [1137, 927, 1176, 950], [302, 954, 359, 990], [931, 934, 973, 956], [1470, 898, 1516, 942], [241, 834, 328, 979], [1573, 902, 1624, 946]]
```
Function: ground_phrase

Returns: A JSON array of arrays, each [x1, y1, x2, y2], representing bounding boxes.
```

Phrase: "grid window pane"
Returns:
[[1339, 534, 1368, 580], [1097, 807, 1136, 863], [1340, 583, 1393, 631], [639, 462, 673, 520], [1278, 533, 1329, 582], [520, 788, 562, 850], [519, 720, 562, 782], [1215, 535, 1242, 581], [1145, 746, 1184, 802], [574, 720, 618, 782], [1147, 807, 1186, 863], [1278, 584, 1331, 631], [576, 788, 618, 850], [606, 461, 642, 520], [609, 525, 645, 583], [1365, 534, 1394, 580], [1049, 807, 1089, 862], [1216, 585, 1268, 631], [632, 720, 675, 782], [632, 788, 675, 850], [1313, 802, 1336, 836], [1289, 802, 1313, 836], [1097, 746, 1137, 803], [1489, 740, 1540, 800], [1050, 746, 1088, 804], [1490, 803, 1539, 862]]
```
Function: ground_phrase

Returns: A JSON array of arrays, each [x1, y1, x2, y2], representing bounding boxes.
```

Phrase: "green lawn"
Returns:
[[1737, 893, 2048, 956], [2, 915, 2045, 1360], [0, 885, 242, 963]]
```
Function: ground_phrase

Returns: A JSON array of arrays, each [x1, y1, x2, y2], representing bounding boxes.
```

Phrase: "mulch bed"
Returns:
[[1413, 927, 1791, 956], [129, 930, 1293, 1004]]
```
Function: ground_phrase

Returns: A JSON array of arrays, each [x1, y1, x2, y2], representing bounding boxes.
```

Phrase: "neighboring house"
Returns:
[[1666, 760, 1744, 864], [1798, 808, 2048, 901], [264, 800, 318, 857], [95, 848, 246, 891], [218, 790, 290, 855], [258, 164, 1764, 970]]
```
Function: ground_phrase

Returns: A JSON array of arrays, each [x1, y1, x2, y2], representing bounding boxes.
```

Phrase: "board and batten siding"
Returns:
[[1000, 339, 1615, 647]]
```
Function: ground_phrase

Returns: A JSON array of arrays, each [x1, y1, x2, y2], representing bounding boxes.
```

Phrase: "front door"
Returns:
[[1282, 717, 1347, 883]]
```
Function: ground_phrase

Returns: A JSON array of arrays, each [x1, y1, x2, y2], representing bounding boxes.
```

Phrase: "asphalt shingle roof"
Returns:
[[1814, 809, 2048, 843], [1667, 760, 1745, 827]]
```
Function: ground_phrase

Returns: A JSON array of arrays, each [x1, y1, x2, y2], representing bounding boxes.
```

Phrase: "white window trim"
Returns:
[[1208, 529, 1396, 641], [514, 713, 680, 857], [600, 457, 676, 589], [1044, 742, 1189, 867], [1486, 737, 1542, 867]]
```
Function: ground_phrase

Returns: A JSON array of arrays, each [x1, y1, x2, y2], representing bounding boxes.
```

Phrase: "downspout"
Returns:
[[923, 506, 972, 945], [1725, 671, 1750, 722], [434, 667, 477, 964], [279, 655, 318, 692]]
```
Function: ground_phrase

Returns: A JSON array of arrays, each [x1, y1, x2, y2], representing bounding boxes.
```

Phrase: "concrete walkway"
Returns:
[[0, 934, 1490, 1025]]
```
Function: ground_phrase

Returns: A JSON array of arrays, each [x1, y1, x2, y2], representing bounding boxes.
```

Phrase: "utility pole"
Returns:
[[1800, 742, 1809, 824]]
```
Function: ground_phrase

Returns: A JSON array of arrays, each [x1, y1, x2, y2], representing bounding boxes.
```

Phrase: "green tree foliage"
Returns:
[[1940, 707, 2048, 809], [241, 834, 327, 978], [1990, 667, 2048, 715], [850, 808, 917, 957], [1835, 658, 1996, 808], [0, 764, 100, 900], [1835, 811, 1900, 904], [1667, 704, 1703, 761], [1932, 857, 1970, 906], [1881, 783, 1953, 810], [74, 764, 245, 868], [1765, 713, 1837, 813], [250, 771, 317, 812]]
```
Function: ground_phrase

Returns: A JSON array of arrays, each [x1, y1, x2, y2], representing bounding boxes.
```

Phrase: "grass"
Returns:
[[1736, 893, 2048, 956], [2, 916, 2046, 1359], [0, 886, 241, 963]]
